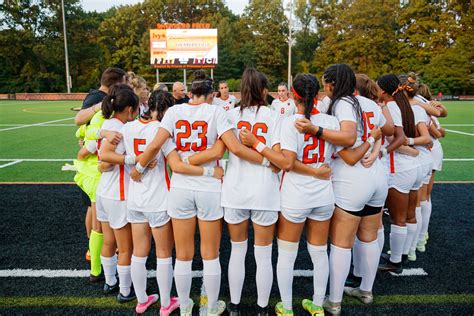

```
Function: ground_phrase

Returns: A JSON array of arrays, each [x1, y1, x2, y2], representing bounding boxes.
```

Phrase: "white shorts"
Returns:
[[423, 167, 433, 184], [367, 164, 389, 207], [431, 142, 443, 171], [167, 188, 223, 221], [224, 208, 278, 226], [96, 196, 128, 229], [127, 210, 170, 228], [415, 163, 432, 188], [332, 160, 379, 212], [388, 169, 418, 194], [282, 204, 334, 223]]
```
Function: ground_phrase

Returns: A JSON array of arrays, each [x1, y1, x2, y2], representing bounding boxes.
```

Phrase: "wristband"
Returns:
[[96, 129, 102, 139], [408, 138, 415, 145], [135, 162, 146, 174], [202, 167, 214, 177], [261, 157, 270, 167], [182, 156, 190, 164], [253, 142, 266, 153], [367, 136, 375, 146], [85, 140, 97, 153], [315, 126, 324, 138], [380, 147, 388, 157], [124, 155, 136, 165]]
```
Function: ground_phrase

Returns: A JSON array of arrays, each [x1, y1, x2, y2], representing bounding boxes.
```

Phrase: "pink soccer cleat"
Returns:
[[135, 294, 159, 314], [160, 296, 180, 316]]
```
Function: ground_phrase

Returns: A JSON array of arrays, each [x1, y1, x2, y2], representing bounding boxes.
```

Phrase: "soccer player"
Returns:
[[240, 73, 339, 315], [295, 65, 387, 315], [121, 90, 224, 314], [212, 80, 238, 111], [130, 72, 265, 316], [95, 89, 141, 303], [220, 69, 280, 316], [129, 74, 150, 117], [270, 82, 296, 117]]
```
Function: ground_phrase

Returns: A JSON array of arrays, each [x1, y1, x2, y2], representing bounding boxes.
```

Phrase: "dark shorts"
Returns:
[[337, 204, 382, 217], [80, 189, 91, 207]]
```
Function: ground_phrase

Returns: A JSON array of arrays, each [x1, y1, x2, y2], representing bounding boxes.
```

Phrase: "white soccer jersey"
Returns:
[[221, 106, 281, 211], [122, 119, 176, 212], [412, 104, 433, 166], [212, 95, 237, 111], [96, 118, 129, 201], [280, 110, 340, 210], [160, 102, 234, 192], [270, 98, 296, 117]]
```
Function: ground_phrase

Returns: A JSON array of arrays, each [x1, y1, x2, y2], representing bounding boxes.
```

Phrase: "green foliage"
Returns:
[[0, 0, 472, 94]]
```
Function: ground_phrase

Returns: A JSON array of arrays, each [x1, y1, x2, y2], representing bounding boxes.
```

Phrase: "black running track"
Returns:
[[0, 184, 473, 315]]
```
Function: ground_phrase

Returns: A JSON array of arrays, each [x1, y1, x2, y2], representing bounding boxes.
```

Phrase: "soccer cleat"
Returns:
[[103, 282, 119, 294], [344, 287, 373, 304], [89, 272, 104, 284], [408, 250, 417, 261], [160, 296, 180, 316], [322, 298, 341, 316], [401, 254, 409, 265], [344, 272, 362, 288], [117, 288, 136, 303], [179, 298, 194, 316], [417, 240, 426, 252], [85, 249, 91, 262], [207, 300, 226, 316], [256, 305, 270, 316], [275, 302, 294, 315], [227, 302, 241, 316], [302, 299, 324, 315], [378, 260, 403, 274], [136, 294, 159, 314]]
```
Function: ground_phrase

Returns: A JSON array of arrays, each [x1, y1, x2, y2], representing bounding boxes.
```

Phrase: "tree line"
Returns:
[[0, 0, 472, 95]]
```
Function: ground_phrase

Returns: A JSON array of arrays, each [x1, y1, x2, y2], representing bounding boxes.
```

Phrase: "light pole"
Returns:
[[61, 0, 71, 93], [287, 0, 294, 89]]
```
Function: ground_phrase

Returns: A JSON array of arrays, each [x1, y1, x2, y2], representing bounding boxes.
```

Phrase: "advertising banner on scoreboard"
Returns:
[[150, 28, 218, 68]]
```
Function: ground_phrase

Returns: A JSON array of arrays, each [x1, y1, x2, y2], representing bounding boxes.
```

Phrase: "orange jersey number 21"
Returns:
[[302, 134, 325, 164]]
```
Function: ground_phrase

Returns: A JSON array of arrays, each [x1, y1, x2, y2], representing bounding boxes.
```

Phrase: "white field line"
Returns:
[[0, 124, 75, 127], [443, 124, 474, 126], [443, 158, 474, 161], [445, 129, 474, 136], [0, 159, 73, 162], [0, 117, 75, 132], [0, 268, 426, 278], [0, 160, 22, 169]]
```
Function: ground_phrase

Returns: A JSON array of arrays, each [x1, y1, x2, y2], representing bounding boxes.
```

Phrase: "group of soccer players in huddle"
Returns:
[[73, 64, 447, 316]]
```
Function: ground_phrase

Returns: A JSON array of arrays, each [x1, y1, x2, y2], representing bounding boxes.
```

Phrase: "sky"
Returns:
[[80, 0, 249, 15]]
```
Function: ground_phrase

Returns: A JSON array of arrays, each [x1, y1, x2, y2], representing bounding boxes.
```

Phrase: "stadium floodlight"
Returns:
[[61, 0, 71, 93]]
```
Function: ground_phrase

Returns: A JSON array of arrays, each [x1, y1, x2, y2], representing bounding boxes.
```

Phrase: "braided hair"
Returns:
[[377, 74, 416, 138], [323, 64, 363, 129], [145, 90, 175, 121], [292, 74, 319, 119]]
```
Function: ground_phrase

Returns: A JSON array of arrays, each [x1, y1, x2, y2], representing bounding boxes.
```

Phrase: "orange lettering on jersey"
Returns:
[[362, 111, 375, 141], [302, 134, 325, 164], [237, 121, 268, 144], [175, 120, 209, 152], [133, 139, 146, 156]]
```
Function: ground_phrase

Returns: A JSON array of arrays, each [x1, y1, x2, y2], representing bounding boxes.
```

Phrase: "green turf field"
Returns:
[[0, 100, 473, 182]]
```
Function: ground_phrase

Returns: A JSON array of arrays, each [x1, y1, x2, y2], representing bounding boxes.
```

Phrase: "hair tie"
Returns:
[[407, 76, 416, 84], [291, 86, 304, 100]]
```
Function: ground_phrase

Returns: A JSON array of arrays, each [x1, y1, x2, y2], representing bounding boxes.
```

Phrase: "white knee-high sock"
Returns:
[[307, 243, 328, 306], [329, 244, 351, 303], [377, 227, 385, 253], [276, 239, 299, 310], [410, 207, 422, 252], [174, 260, 192, 307], [358, 240, 379, 293], [352, 237, 362, 278], [254, 243, 273, 308], [228, 240, 248, 304], [419, 200, 432, 242], [403, 223, 417, 255], [203, 258, 221, 310], [101, 254, 117, 286], [389, 224, 407, 263], [131, 255, 148, 303], [117, 265, 132, 296], [156, 257, 173, 308]]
